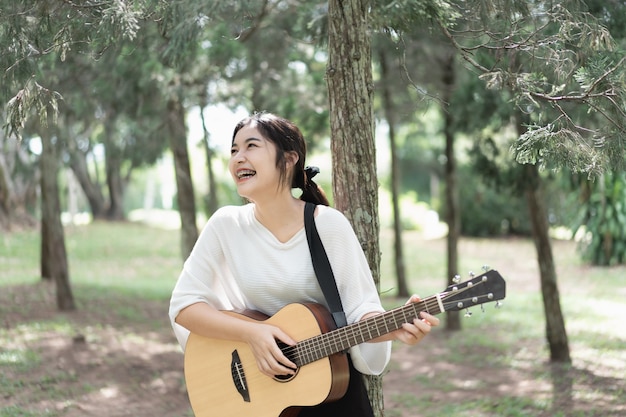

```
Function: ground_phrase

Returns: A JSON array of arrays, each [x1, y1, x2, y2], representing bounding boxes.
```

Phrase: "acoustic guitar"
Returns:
[[184, 269, 506, 417]]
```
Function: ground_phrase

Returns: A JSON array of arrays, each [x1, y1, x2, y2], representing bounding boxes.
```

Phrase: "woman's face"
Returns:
[[229, 123, 283, 201]]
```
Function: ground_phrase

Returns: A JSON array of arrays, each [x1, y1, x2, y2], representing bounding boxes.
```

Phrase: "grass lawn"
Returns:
[[1, 221, 625, 417]]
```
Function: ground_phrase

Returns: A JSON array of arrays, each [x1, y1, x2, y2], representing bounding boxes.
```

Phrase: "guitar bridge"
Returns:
[[230, 350, 250, 402]]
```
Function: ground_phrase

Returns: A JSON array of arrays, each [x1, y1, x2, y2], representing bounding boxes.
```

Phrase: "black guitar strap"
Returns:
[[304, 202, 348, 328]]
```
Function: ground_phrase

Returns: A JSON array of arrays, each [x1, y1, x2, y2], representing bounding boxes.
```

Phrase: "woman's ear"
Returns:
[[285, 151, 299, 169]]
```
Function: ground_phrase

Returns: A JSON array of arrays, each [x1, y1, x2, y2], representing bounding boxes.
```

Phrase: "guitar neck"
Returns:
[[291, 295, 443, 367], [287, 269, 505, 368]]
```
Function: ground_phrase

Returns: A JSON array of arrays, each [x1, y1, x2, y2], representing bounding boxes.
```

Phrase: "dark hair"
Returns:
[[232, 112, 329, 206]]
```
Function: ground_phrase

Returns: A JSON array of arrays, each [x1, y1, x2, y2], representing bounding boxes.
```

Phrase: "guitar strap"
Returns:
[[304, 202, 348, 328]]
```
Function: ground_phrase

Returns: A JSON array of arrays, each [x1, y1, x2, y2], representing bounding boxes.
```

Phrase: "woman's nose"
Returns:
[[231, 149, 245, 162]]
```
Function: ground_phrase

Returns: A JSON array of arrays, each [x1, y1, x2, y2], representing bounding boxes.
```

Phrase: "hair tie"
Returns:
[[304, 166, 319, 181]]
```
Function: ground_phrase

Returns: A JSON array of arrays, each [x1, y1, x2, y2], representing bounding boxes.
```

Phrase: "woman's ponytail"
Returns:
[[298, 166, 330, 206]]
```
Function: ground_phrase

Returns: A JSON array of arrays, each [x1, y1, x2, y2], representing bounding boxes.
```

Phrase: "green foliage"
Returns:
[[456, 164, 531, 236], [205, 1, 331, 143], [459, 134, 583, 237], [451, 60, 514, 134], [390, 108, 444, 202], [444, 0, 626, 176], [514, 49, 626, 176], [575, 171, 626, 265], [514, 124, 606, 176], [3, 80, 62, 140], [372, 0, 457, 30], [586, 0, 626, 41], [96, 0, 142, 43], [0, 0, 170, 138]]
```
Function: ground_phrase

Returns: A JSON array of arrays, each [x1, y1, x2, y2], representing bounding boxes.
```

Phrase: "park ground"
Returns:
[[1, 225, 625, 417]]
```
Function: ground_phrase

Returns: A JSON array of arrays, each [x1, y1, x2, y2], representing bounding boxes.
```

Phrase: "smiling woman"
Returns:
[[168, 112, 440, 417]]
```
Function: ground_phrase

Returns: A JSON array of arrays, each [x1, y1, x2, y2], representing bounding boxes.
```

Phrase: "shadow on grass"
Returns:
[[0, 281, 192, 417], [383, 320, 626, 417]]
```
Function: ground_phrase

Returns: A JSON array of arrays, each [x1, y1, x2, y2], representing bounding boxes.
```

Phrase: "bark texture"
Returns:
[[103, 121, 125, 220], [524, 163, 572, 363], [326, 0, 384, 414], [515, 113, 570, 363], [67, 138, 106, 219], [166, 95, 198, 260], [40, 128, 75, 311]]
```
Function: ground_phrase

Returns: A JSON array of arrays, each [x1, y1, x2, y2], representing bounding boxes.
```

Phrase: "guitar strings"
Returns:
[[281, 285, 488, 365], [285, 298, 440, 361]]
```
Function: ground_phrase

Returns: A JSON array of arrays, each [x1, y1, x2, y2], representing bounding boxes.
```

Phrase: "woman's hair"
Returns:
[[232, 112, 329, 206]]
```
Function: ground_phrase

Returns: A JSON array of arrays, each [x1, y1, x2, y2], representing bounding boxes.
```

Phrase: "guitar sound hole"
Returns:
[[274, 340, 299, 382], [273, 367, 298, 383]]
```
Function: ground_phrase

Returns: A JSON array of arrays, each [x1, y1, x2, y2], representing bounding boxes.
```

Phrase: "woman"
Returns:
[[169, 112, 439, 416]]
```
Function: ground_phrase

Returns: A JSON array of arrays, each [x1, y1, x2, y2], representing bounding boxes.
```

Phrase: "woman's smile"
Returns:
[[235, 168, 257, 182]]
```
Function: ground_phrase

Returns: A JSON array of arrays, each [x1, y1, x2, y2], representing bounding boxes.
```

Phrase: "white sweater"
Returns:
[[169, 203, 391, 375]]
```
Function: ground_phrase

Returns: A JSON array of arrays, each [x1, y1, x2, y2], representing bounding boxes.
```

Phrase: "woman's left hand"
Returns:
[[394, 294, 440, 345]]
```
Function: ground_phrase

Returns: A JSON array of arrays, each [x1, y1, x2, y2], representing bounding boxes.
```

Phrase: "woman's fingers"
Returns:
[[248, 325, 298, 377]]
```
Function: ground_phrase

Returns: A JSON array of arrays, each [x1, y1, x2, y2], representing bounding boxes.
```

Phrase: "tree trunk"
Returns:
[[441, 52, 461, 331], [166, 95, 198, 260], [67, 136, 106, 219], [103, 123, 126, 220], [514, 112, 571, 363], [199, 102, 219, 217], [40, 128, 75, 311], [0, 141, 15, 230], [0, 137, 38, 231], [326, 0, 383, 415], [523, 163, 572, 363], [378, 48, 409, 298]]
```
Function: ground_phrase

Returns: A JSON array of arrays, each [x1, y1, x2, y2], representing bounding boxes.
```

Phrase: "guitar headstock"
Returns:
[[442, 269, 506, 313]]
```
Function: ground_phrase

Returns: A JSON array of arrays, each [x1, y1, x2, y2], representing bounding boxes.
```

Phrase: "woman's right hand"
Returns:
[[176, 303, 298, 377], [244, 322, 298, 378]]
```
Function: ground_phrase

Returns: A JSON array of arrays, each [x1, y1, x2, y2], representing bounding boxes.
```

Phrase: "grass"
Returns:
[[378, 230, 625, 416], [1, 220, 625, 417], [0, 221, 187, 417], [1, 221, 182, 298]]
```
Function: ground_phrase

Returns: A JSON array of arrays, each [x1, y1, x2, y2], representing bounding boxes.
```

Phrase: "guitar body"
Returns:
[[184, 303, 350, 417]]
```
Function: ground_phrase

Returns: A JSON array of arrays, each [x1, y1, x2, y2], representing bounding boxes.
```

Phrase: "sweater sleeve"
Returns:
[[314, 207, 392, 375], [168, 208, 247, 350]]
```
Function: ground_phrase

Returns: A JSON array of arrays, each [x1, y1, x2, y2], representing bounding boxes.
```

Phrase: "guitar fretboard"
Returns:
[[289, 294, 444, 366]]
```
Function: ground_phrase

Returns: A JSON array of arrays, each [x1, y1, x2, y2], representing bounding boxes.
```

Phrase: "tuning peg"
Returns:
[[495, 301, 503, 309], [464, 309, 472, 318], [469, 271, 475, 278], [481, 265, 490, 272], [452, 274, 461, 284]]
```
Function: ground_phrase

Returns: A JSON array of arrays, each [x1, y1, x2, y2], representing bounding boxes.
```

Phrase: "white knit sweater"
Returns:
[[169, 203, 391, 375]]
